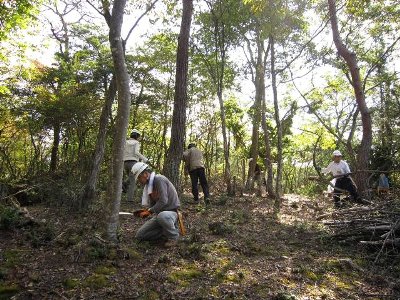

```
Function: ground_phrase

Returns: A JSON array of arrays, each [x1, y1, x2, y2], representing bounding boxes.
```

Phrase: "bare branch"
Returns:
[[124, 0, 159, 44], [86, 0, 104, 17], [363, 36, 400, 91]]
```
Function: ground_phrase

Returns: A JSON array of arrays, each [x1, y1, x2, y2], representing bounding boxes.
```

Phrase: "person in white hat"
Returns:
[[123, 129, 148, 202], [320, 150, 362, 208], [130, 162, 181, 247]]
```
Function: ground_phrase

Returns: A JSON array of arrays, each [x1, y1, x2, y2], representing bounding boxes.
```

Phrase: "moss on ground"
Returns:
[[0, 283, 20, 299]]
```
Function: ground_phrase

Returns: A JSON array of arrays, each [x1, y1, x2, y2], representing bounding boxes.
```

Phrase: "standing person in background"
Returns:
[[123, 129, 148, 202], [183, 143, 210, 204], [248, 158, 262, 190], [319, 150, 363, 208], [377, 172, 390, 194]]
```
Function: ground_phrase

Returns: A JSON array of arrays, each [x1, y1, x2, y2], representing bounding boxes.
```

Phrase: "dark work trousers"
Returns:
[[189, 167, 210, 202], [333, 176, 361, 206]]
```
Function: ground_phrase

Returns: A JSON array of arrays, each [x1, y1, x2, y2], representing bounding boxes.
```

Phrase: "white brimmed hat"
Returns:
[[131, 162, 149, 182], [332, 150, 342, 156]]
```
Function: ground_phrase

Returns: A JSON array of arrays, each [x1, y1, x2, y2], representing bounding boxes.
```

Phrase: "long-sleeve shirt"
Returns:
[[322, 160, 351, 177], [183, 147, 205, 171], [123, 139, 148, 162], [148, 175, 180, 214]]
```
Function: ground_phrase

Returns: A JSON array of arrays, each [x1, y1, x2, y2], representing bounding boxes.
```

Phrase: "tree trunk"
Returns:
[[163, 0, 193, 189], [49, 122, 60, 173], [80, 75, 116, 208], [261, 91, 275, 198], [217, 90, 233, 195], [328, 0, 372, 193], [245, 32, 263, 192], [270, 36, 283, 216], [160, 75, 173, 169], [105, 0, 131, 242]]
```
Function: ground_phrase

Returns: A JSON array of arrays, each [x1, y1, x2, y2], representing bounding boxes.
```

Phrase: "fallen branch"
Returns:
[[0, 185, 37, 202], [360, 238, 400, 247], [380, 220, 400, 239], [317, 206, 375, 220], [374, 219, 400, 263]]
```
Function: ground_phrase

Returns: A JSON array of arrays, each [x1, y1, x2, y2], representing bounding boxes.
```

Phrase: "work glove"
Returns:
[[133, 209, 147, 217], [139, 209, 152, 219]]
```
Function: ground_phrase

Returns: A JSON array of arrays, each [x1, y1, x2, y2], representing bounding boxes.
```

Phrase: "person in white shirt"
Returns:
[[182, 143, 210, 204], [320, 150, 362, 208], [123, 129, 148, 202]]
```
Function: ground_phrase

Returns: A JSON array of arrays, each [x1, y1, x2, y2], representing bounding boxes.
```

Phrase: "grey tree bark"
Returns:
[[163, 0, 193, 189], [103, 0, 132, 242], [206, 0, 234, 196], [245, 34, 263, 193], [261, 87, 275, 198], [80, 0, 158, 215], [244, 27, 273, 198], [270, 36, 283, 217], [80, 76, 116, 208]]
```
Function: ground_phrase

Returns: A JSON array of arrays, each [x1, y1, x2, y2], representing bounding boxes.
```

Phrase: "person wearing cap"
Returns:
[[183, 143, 210, 204], [131, 162, 181, 247], [123, 129, 148, 202], [320, 150, 362, 208]]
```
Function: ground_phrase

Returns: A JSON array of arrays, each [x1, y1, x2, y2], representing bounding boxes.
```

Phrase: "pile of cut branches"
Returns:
[[317, 191, 400, 261]]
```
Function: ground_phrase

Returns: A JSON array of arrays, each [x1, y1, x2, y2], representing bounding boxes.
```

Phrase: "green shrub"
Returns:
[[0, 268, 7, 281], [63, 278, 79, 289], [3, 250, 21, 268], [87, 239, 109, 260], [0, 206, 19, 229], [208, 222, 234, 236], [230, 210, 250, 224], [83, 274, 108, 289], [25, 223, 56, 248]]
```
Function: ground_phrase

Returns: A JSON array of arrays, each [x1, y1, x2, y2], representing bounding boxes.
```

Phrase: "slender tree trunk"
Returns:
[[49, 122, 61, 173], [328, 0, 372, 193], [246, 34, 263, 192], [80, 76, 116, 208], [261, 92, 275, 198], [270, 36, 283, 216], [105, 0, 131, 242], [217, 90, 233, 195], [161, 75, 173, 168], [163, 0, 193, 189]]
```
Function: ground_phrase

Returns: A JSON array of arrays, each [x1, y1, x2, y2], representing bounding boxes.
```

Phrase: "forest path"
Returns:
[[0, 192, 397, 299]]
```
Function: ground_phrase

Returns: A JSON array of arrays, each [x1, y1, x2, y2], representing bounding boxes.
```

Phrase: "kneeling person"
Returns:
[[131, 162, 180, 247]]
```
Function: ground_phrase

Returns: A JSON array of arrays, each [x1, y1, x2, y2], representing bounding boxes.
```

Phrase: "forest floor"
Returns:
[[1, 189, 400, 300]]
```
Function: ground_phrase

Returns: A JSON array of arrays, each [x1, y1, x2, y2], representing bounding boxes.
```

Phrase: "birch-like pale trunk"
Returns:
[[270, 36, 283, 217], [104, 0, 132, 242]]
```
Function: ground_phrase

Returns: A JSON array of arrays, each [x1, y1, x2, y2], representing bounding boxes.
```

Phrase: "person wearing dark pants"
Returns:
[[183, 143, 210, 204], [333, 175, 361, 208], [189, 166, 210, 203], [320, 150, 363, 208]]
